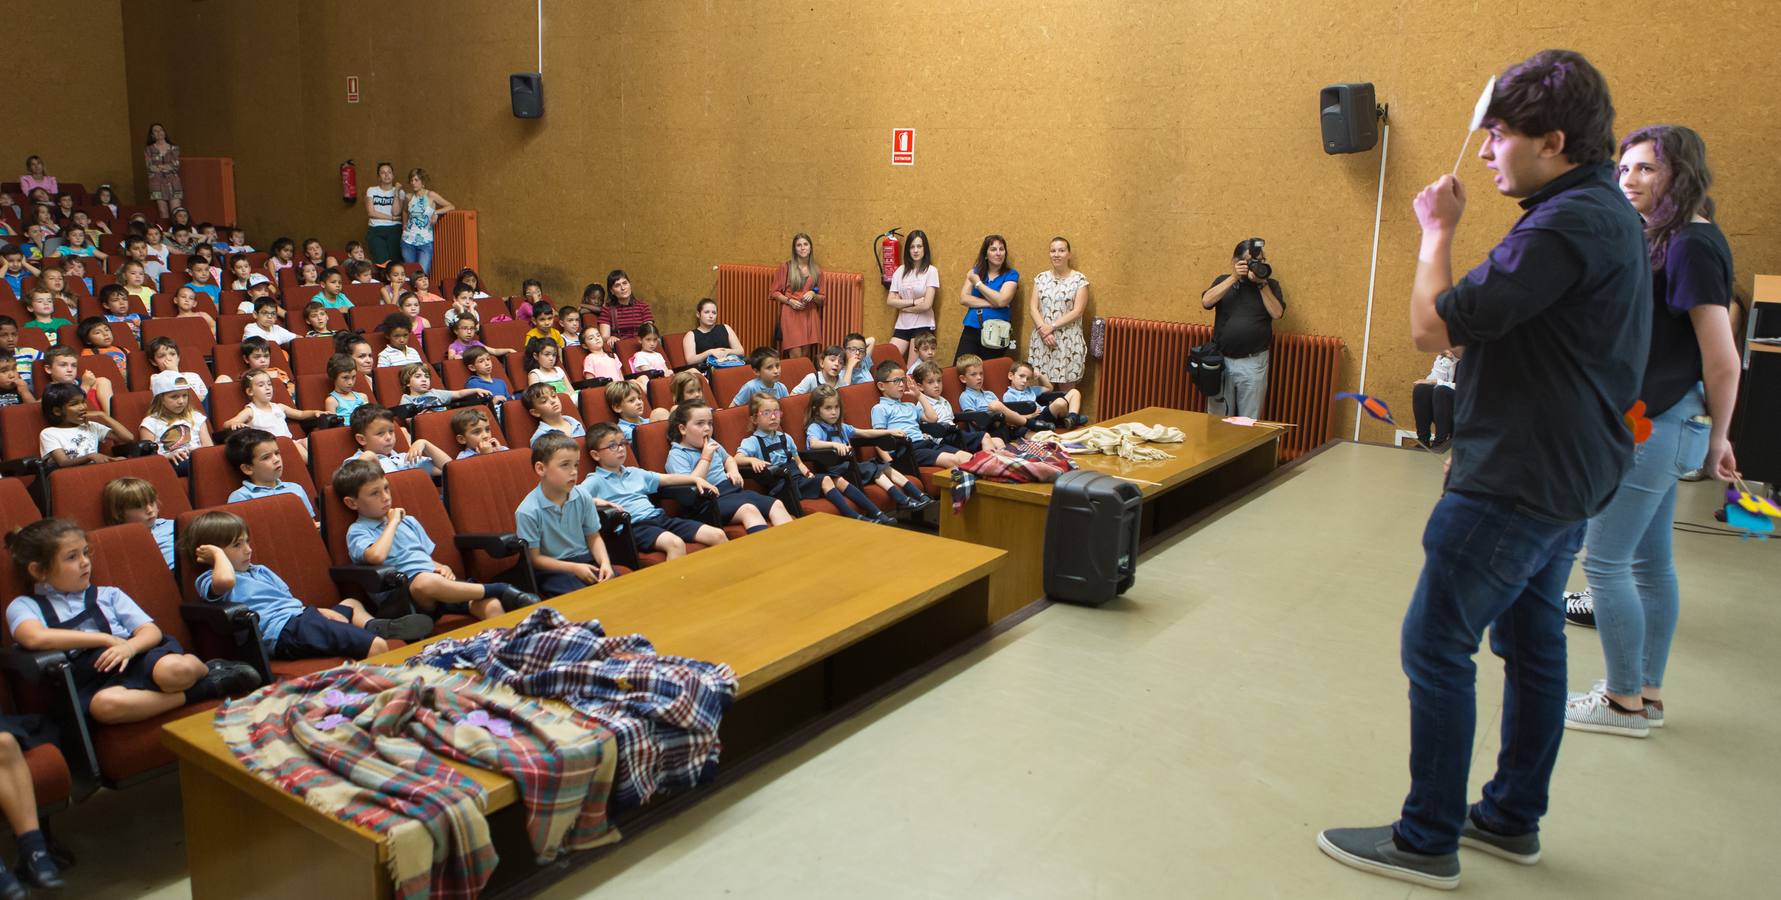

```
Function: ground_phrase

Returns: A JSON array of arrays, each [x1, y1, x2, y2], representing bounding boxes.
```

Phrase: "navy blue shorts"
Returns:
[[713, 481, 776, 520], [272, 606, 376, 660], [69, 635, 185, 716], [912, 443, 960, 466], [631, 514, 707, 551]]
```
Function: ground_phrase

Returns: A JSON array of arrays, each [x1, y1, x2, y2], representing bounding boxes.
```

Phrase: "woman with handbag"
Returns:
[[957, 234, 1020, 362], [1027, 236, 1091, 392]]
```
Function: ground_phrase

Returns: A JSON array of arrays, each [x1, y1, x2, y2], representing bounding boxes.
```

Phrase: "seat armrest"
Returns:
[[329, 565, 412, 619], [0, 457, 50, 479], [0, 646, 70, 681], [179, 601, 259, 635], [452, 531, 525, 558]]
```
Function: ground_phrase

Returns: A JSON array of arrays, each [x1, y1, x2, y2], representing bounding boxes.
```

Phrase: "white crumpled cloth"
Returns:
[[1025, 422, 1183, 460]]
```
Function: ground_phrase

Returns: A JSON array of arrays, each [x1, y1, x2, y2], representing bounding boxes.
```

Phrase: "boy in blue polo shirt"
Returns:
[[729, 346, 790, 407], [1002, 360, 1086, 430], [335, 459, 537, 621], [517, 433, 618, 597], [183, 510, 432, 660], [348, 405, 454, 475], [579, 422, 727, 560], [225, 428, 316, 518], [870, 361, 970, 468]]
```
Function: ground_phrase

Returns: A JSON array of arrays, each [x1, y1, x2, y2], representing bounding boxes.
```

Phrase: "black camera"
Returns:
[[1240, 237, 1272, 281]]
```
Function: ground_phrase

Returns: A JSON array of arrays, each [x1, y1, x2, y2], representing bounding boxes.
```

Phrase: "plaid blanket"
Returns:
[[214, 665, 620, 900], [409, 606, 738, 809], [951, 438, 1077, 511]]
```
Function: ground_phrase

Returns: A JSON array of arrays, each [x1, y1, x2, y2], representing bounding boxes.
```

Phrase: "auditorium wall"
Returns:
[[116, 0, 1781, 441], [0, 2, 135, 202]]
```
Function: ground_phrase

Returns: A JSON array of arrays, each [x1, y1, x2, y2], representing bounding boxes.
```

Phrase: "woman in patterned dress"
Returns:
[[1026, 236, 1091, 391], [144, 124, 183, 219]]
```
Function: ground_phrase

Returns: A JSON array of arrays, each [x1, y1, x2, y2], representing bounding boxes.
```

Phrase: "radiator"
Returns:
[[714, 264, 864, 352], [1093, 316, 1343, 461], [430, 210, 479, 287]]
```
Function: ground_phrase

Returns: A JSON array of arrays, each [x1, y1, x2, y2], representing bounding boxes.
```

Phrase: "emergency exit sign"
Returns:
[[892, 128, 914, 165], [347, 76, 360, 103]]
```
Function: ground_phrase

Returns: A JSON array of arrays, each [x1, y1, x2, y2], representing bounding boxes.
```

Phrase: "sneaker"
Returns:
[[1564, 688, 1649, 737], [367, 613, 434, 642], [1317, 825, 1459, 890], [1458, 814, 1541, 865], [1576, 680, 1663, 728], [869, 512, 900, 525], [1563, 591, 1594, 628], [205, 659, 264, 697], [0, 868, 24, 900], [15, 847, 64, 889]]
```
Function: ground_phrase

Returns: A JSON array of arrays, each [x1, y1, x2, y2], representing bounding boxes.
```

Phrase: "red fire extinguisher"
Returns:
[[873, 228, 902, 285], [340, 159, 358, 204]]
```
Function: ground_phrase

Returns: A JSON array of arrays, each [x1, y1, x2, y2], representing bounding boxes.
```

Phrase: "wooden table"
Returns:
[[163, 515, 1004, 900], [938, 406, 1281, 621]]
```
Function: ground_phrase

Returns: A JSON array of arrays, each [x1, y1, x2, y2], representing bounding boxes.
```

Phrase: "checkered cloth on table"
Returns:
[[214, 665, 620, 900], [409, 606, 738, 809], [951, 437, 1077, 511]]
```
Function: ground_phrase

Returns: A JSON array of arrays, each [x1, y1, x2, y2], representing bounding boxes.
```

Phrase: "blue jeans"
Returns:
[[401, 240, 433, 277], [1396, 491, 1586, 854], [1583, 386, 1708, 697], [1207, 349, 1268, 419]]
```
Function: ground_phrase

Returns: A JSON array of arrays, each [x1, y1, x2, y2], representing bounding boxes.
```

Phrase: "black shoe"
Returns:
[[367, 613, 434, 641], [1458, 813, 1541, 865], [1317, 825, 1459, 890], [0, 868, 25, 900], [1068, 413, 1089, 429], [16, 848, 64, 890], [1562, 591, 1595, 628], [205, 659, 263, 696], [870, 512, 899, 525], [908, 493, 935, 511], [500, 587, 541, 609]]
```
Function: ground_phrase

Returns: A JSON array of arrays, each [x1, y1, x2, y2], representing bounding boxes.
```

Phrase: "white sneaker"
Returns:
[[1564, 688, 1649, 738], [1571, 679, 1664, 728]]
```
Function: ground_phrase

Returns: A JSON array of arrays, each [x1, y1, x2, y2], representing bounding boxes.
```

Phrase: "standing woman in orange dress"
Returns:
[[769, 232, 824, 357]]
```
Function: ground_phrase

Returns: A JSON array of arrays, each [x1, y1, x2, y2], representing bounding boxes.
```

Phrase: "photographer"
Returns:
[[1200, 238, 1286, 418]]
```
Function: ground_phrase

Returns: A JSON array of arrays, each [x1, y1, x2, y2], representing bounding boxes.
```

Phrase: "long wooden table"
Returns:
[[938, 406, 1282, 620], [163, 515, 1004, 899]]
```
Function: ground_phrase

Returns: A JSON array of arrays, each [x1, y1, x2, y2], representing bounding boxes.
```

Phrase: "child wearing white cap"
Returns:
[[139, 370, 212, 473]]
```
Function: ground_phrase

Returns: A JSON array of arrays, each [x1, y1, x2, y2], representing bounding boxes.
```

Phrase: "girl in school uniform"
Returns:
[[803, 385, 932, 510], [735, 394, 891, 522], [665, 401, 792, 533]]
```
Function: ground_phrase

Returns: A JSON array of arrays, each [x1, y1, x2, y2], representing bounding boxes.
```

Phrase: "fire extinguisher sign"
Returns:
[[891, 128, 915, 166], [346, 76, 360, 104]]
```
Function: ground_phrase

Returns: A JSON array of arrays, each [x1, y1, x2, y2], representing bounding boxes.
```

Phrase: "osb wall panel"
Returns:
[[118, 0, 1781, 441], [0, 2, 135, 201]]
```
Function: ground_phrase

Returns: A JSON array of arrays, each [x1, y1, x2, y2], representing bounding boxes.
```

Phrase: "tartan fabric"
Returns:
[[409, 606, 737, 809], [214, 665, 620, 900], [951, 438, 1077, 511]]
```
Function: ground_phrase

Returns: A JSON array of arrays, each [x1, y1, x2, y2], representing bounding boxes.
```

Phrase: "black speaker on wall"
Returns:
[[511, 72, 544, 119], [1320, 83, 1378, 154]]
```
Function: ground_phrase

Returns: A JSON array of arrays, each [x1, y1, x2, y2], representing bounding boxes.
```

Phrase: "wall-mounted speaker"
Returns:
[[1320, 83, 1378, 154], [511, 72, 544, 119]]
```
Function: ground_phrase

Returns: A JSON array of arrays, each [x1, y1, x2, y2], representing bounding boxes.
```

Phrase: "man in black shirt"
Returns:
[[1319, 50, 1650, 890], [1200, 240, 1284, 418]]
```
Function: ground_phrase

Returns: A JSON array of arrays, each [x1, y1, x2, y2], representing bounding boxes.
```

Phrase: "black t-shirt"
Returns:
[[1641, 222, 1732, 416], [1207, 275, 1285, 357], [1434, 162, 1652, 521]]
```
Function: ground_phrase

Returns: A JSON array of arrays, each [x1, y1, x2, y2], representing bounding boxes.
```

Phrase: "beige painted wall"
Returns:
[[117, 0, 1781, 438], [0, 2, 135, 201]]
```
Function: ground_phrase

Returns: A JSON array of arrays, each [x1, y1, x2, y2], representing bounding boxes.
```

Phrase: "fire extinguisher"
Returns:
[[340, 159, 358, 204], [873, 227, 902, 286]]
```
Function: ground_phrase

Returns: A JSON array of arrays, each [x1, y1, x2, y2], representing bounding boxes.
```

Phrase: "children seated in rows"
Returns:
[[140, 371, 210, 472], [871, 361, 971, 468], [219, 369, 320, 460], [913, 362, 1005, 453], [43, 345, 114, 415], [519, 433, 617, 598], [804, 385, 932, 510], [580, 422, 725, 560], [183, 510, 432, 661], [377, 313, 423, 367], [629, 322, 669, 379], [303, 301, 335, 337], [336, 459, 537, 621], [526, 339, 574, 401], [450, 406, 508, 458], [523, 383, 583, 446], [349, 405, 454, 475], [1004, 360, 1086, 430], [243, 298, 297, 346], [462, 346, 514, 399], [666, 401, 793, 533], [738, 394, 893, 523], [399, 362, 491, 412], [225, 428, 316, 518], [4, 519, 261, 726], [76, 318, 128, 378], [525, 302, 565, 349], [731, 346, 789, 407], [311, 269, 351, 310], [606, 381, 667, 444], [100, 477, 177, 568], [323, 353, 370, 421]]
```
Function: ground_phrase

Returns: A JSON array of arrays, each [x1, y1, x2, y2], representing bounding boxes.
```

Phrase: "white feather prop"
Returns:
[[1452, 75, 1496, 174]]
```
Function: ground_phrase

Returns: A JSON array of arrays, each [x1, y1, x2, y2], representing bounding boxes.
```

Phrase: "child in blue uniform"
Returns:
[[870, 361, 970, 468], [664, 401, 792, 532], [735, 394, 891, 522], [579, 423, 727, 560], [100, 477, 177, 569]]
